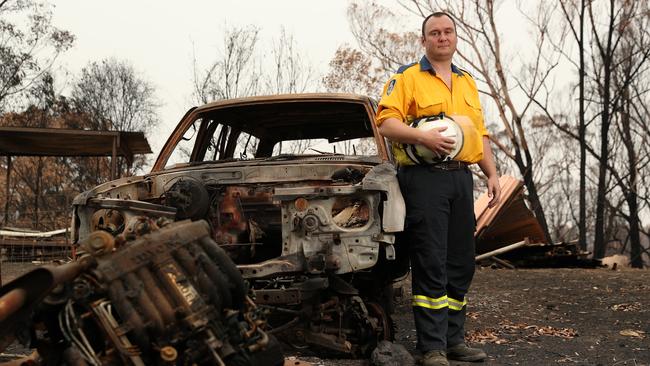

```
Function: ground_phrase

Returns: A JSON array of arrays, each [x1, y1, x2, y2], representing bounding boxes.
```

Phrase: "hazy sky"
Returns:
[[52, 0, 364, 159], [50, 1, 537, 166]]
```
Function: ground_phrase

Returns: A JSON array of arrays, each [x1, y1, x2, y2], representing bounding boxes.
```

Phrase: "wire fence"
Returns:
[[2, 208, 72, 234], [0, 234, 73, 286]]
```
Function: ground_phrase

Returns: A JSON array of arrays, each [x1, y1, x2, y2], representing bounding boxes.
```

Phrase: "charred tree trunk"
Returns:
[[620, 65, 643, 269], [558, 0, 588, 251], [578, 123, 586, 250], [591, 0, 616, 260], [621, 105, 642, 268], [593, 114, 610, 260], [626, 194, 642, 268], [577, 0, 587, 252], [593, 118, 610, 257]]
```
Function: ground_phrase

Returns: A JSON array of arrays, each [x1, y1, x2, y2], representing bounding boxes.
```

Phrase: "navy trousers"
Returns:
[[397, 164, 476, 352]]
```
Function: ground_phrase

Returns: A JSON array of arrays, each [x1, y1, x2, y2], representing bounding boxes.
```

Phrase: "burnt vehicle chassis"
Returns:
[[71, 94, 407, 357], [0, 219, 283, 366]]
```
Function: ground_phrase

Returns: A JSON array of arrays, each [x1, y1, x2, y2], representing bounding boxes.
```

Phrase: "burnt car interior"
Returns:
[[189, 101, 377, 161]]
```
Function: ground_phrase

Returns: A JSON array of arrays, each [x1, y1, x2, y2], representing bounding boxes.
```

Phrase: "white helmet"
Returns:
[[405, 114, 464, 164]]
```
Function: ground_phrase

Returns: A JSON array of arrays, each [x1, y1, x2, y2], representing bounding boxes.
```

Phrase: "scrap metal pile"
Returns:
[[0, 219, 283, 366]]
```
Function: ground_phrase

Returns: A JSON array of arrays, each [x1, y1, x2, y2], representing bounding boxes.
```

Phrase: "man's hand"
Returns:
[[486, 174, 501, 208], [421, 126, 455, 156], [477, 136, 500, 208]]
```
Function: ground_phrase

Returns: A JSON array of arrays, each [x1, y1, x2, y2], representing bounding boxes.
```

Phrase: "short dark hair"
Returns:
[[421, 12, 457, 37]]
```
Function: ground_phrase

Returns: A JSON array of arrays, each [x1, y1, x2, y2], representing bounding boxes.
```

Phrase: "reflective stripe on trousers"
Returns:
[[412, 295, 467, 311]]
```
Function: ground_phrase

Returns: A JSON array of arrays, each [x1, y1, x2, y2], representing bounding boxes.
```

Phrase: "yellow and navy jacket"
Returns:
[[376, 55, 489, 166]]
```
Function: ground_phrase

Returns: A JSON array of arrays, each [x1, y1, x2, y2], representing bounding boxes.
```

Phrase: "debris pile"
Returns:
[[474, 175, 592, 268]]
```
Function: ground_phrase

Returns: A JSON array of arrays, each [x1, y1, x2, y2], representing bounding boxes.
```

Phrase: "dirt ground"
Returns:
[[1, 261, 38, 284], [2, 264, 649, 366], [307, 267, 650, 366]]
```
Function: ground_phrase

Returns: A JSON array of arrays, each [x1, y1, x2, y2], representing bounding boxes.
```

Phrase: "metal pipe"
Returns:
[[243, 311, 258, 338], [137, 267, 175, 325], [107, 279, 149, 351], [173, 247, 198, 275], [189, 242, 232, 309], [0, 288, 26, 323], [173, 247, 223, 311], [198, 237, 247, 306], [475, 240, 528, 261], [154, 261, 185, 308], [124, 272, 164, 334], [491, 256, 516, 269], [266, 316, 300, 334], [257, 305, 301, 315], [247, 328, 270, 352]]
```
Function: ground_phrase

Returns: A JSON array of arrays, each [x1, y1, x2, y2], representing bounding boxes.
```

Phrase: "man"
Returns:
[[376, 12, 501, 366]]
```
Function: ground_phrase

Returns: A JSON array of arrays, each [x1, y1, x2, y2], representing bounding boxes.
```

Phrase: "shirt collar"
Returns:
[[419, 55, 464, 76]]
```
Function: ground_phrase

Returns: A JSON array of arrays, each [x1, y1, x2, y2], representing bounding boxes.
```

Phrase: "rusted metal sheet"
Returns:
[[0, 127, 151, 157], [474, 175, 546, 253], [0, 126, 152, 182], [254, 288, 302, 305]]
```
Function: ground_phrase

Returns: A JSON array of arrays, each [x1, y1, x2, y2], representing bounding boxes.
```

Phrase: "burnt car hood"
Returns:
[[72, 159, 405, 239], [73, 156, 384, 205]]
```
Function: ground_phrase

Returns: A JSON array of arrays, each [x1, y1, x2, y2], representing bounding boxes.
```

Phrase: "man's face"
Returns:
[[421, 15, 457, 61]]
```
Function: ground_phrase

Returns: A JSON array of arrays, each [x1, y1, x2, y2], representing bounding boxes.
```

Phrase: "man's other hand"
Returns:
[[487, 175, 501, 208]]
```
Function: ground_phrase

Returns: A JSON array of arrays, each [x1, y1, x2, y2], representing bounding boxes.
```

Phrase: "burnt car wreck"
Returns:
[[67, 94, 406, 358]]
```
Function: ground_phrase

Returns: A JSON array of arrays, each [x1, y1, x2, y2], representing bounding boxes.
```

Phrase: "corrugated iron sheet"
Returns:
[[474, 175, 546, 253], [0, 127, 151, 157]]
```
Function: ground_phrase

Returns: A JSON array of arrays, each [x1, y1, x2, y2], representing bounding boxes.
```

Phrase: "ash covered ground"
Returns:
[[2, 264, 649, 366], [304, 268, 650, 366]]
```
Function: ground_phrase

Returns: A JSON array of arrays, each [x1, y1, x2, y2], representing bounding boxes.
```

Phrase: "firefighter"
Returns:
[[376, 12, 501, 366]]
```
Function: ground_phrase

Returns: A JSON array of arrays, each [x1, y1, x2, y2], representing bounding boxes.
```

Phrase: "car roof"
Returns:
[[152, 93, 384, 171], [193, 93, 374, 112]]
